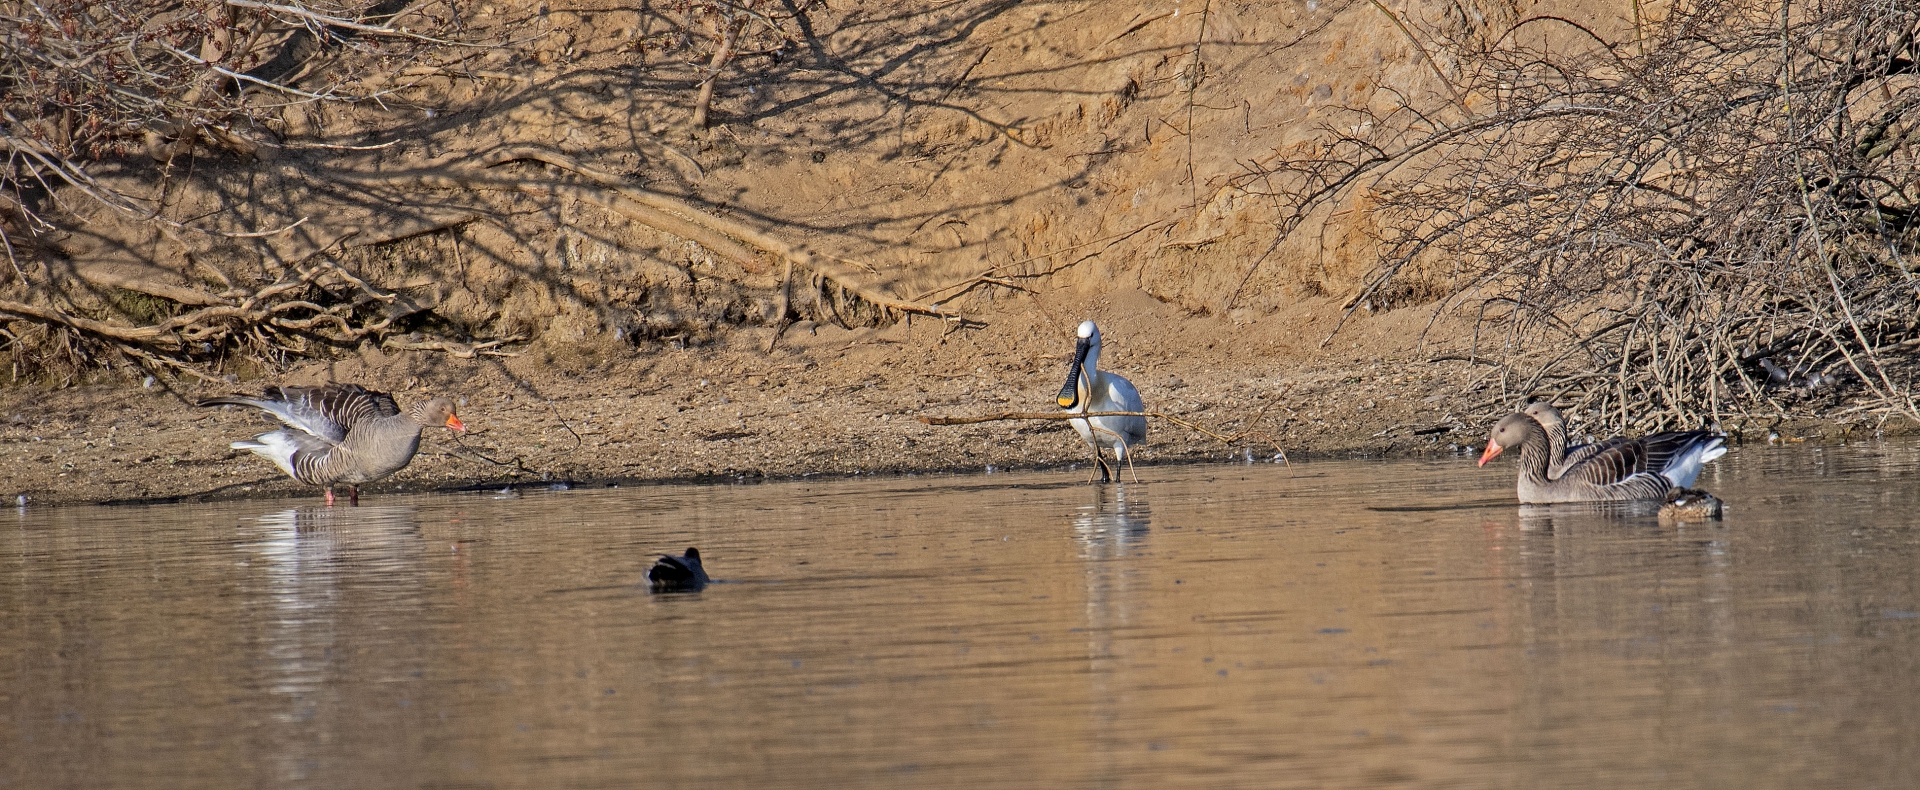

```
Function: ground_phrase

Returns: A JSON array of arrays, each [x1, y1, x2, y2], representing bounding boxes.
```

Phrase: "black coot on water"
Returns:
[[648, 547, 710, 592]]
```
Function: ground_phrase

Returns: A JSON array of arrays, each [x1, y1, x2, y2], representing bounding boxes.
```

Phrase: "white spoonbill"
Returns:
[[1056, 320, 1147, 482]]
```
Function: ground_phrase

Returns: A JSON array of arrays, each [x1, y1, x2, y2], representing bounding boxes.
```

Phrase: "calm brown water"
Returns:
[[5, 442, 1920, 789]]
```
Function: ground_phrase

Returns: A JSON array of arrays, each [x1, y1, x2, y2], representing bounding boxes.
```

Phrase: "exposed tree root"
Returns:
[[334, 145, 960, 321], [1, 140, 955, 384], [3, 257, 405, 349]]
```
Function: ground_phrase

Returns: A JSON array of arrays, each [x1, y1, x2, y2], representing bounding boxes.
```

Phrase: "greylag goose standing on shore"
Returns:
[[202, 384, 465, 506], [1478, 412, 1725, 504], [1057, 320, 1147, 483]]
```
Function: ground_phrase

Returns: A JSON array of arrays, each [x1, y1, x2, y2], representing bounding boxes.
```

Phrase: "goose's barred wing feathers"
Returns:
[[200, 384, 399, 443], [1562, 439, 1649, 486]]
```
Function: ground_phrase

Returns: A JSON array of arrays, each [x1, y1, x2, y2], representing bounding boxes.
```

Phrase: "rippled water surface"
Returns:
[[6, 442, 1920, 788]]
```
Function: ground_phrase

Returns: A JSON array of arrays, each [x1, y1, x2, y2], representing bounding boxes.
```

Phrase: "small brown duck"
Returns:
[[647, 547, 710, 592], [1658, 488, 1725, 524], [201, 384, 465, 506]]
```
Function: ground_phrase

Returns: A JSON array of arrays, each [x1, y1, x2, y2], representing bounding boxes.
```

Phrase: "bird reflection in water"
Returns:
[[1072, 483, 1152, 561], [246, 505, 422, 783], [1514, 501, 1659, 532], [1071, 482, 1154, 664], [1074, 483, 1152, 778]]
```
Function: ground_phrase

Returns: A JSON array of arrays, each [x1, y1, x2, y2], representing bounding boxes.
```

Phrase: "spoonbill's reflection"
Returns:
[[1073, 483, 1152, 780], [1072, 483, 1152, 561]]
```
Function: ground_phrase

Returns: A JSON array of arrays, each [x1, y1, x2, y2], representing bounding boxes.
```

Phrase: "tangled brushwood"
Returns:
[[0, 0, 490, 381], [1249, 0, 1920, 432], [0, 0, 939, 386], [0, 0, 483, 196]]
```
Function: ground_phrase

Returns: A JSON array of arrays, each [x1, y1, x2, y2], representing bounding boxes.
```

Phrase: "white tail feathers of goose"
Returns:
[[1659, 438, 1727, 489]]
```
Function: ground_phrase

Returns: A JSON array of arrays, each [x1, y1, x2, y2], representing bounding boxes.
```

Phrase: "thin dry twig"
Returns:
[[919, 409, 1290, 464]]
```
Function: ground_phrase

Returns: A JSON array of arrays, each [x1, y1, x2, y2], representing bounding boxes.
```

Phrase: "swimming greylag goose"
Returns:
[[1478, 412, 1726, 504], [1524, 402, 1610, 480], [1057, 320, 1147, 483], [201, 384, 465, 506], [647, 547, 710, 592], [1524, 402, 1729, 484]]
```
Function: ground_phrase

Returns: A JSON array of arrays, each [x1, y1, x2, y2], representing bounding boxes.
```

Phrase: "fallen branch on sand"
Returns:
[[919, 409, 1289, 464], [381, 334, 525, 358]]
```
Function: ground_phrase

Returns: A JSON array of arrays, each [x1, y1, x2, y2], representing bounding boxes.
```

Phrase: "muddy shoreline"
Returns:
[[1, 295, 1896, 508]]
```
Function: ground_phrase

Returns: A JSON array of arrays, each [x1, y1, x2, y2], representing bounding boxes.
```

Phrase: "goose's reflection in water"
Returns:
[[1514, 501, 1659, 532], [1505, 494, 1744, 753], [242, 505, 422, 783]]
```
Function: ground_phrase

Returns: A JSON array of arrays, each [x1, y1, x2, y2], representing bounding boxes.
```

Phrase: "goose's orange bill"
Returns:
[[1477, 438, 1502, 466]]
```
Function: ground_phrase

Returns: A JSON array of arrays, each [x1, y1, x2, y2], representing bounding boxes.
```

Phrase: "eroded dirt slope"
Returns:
[[7, 0, 1892, 505]]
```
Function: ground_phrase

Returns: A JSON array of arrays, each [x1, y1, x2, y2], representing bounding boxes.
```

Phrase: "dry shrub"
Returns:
[[1246, 0, 1919, 431], [0, 0, 938, 387]]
